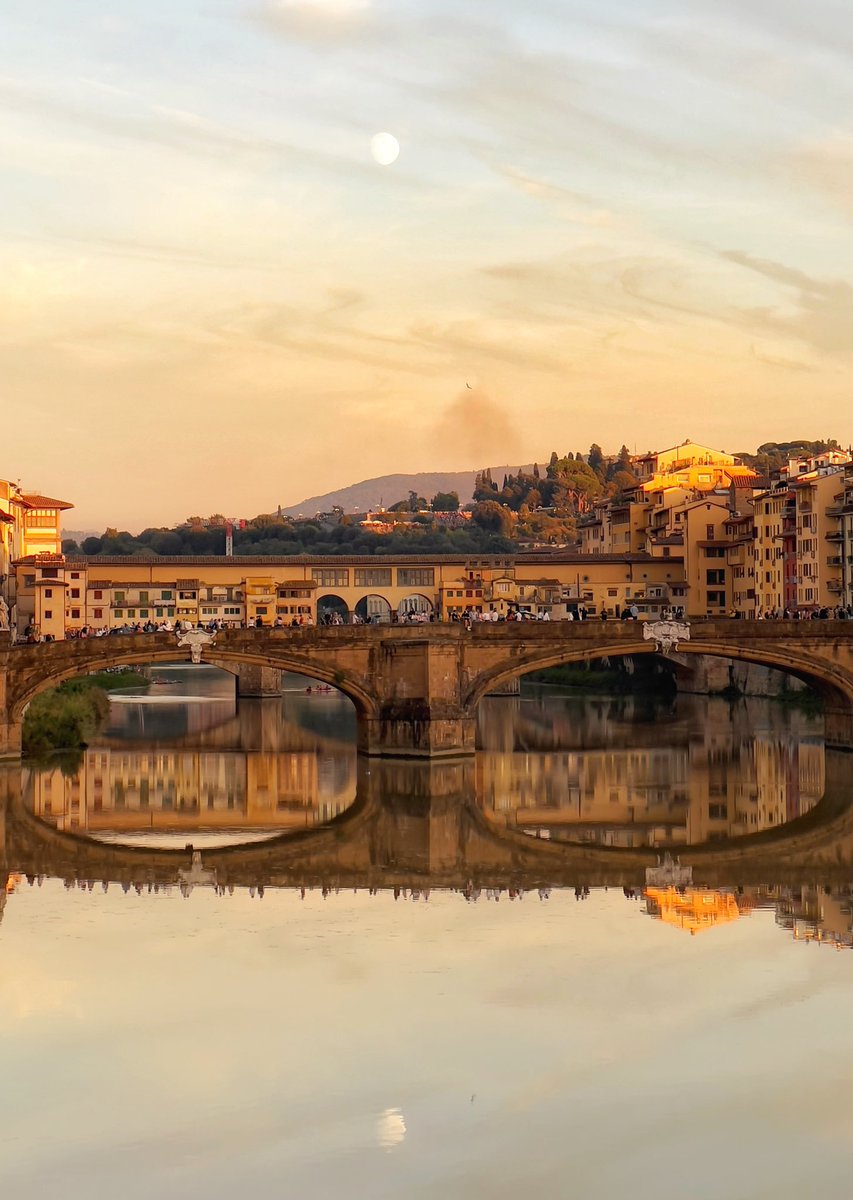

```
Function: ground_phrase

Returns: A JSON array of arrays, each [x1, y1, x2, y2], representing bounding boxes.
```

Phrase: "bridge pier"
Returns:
[[0, 642, 22, 760], [235, 663, 283, 698], [824, 706, 853, 754], [358, 703, 475, 758]]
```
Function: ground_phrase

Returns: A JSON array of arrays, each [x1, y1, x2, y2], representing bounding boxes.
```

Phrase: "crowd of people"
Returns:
[[14, 601, 853, 644]]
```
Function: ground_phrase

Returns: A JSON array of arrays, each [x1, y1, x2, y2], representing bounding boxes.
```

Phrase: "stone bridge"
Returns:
[[4, 755, 853, 897], [3, 621, 853, 758]]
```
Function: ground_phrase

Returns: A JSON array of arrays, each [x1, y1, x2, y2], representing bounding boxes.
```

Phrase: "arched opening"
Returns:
[[472, 643, 848, 853], [397, 594, 433, 621], [354, 594, 391, 624], [15, 650, 364, 852], [316, 594, 350, 625]]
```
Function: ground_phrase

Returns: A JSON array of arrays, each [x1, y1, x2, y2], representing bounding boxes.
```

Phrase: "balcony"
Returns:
[[826, 531, 844, 542], [828, 580, 843, 593]]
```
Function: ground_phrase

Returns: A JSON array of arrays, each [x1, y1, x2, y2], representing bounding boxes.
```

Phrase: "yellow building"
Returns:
[[793, 466, 847, 611], [752, 488, 787, 615], [1, 478, 72, 622], [13, 552, 685, 636], [633, 439, 736, 483]]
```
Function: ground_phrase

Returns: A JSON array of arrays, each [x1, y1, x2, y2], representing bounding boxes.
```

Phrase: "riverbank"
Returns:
[[527, 660, 676, 695], [23, 670, 148, 755]]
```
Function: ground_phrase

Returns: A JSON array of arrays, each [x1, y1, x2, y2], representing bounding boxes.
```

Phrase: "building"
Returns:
[[0, 478, 72, 621], [12, 552, 685, 637]]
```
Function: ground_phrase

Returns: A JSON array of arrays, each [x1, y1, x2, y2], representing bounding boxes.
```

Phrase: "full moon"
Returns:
[[370, 132, 400, 166]]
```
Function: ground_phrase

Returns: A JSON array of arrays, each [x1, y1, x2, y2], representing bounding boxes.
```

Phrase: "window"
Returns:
[[93, 608, 103, 619], [155, 609, 164, 618], [707, 591, 726, 606], [706, 569, 725, 585], [126, 609, 136, 618], [41, 567, 58, 578], [71, 608, 80, 619], [179, 591, 196, 600], [93, 589, 103, 599], [70, 572, 80, 579], [224, 607, 241, 615], [24, 574, 35, 587], [44, 588, 52, 598], [706, 524, 715, 539], [312, 568, 349, 588], [71, 588, 80, 598], [354, 568, 392, 587], [705, 547, 725, 558], [115, 592, 125, 603], [139, 591, 149, 603], [255, 606, 268, 615], [161, 590, 173, 600], [114, 610, 123, 619], [44, 610, 52, 619], [708, 803, 727, 820], [397, 567, 435, 587], [139, 609, 149, 618]]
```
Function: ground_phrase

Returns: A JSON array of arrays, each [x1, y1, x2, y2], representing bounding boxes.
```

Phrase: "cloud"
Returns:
[[785, 133, 853, 219], [429, 386, 521, 464], [253, 0, 374, 43], [721, 250, 853, 357]]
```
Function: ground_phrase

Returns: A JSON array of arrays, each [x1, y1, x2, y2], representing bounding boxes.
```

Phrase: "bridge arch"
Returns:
[[8, 636, 380, 727], [463, 635, 853, 750]]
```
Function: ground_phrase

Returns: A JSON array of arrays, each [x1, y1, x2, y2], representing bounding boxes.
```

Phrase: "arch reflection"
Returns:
[[24, 745, 357, 845], [476, 693, 824, 847]]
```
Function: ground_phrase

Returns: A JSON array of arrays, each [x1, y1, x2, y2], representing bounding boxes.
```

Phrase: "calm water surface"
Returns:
[[2, 668, 852, 1199]]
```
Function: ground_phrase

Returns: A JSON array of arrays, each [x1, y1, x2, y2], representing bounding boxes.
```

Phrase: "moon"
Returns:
[[370, 132, 400, 166]]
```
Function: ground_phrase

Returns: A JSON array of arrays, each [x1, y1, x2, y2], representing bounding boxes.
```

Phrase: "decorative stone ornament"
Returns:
[[642, 619, 690, 655], [176, 628, 215, 664]]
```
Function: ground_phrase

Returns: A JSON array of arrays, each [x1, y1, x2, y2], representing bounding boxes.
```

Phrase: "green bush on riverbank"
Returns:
[[22, 670, 147, 755]]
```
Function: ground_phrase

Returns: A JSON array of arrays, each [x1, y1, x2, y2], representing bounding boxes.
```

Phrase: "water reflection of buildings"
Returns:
[[26, 747, 357, 836], [644, 887, 746, 935], [775, 886, 853, 949], [478, 696, 824, 847]]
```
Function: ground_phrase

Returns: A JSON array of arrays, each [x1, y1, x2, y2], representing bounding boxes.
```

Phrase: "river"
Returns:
[[2, 668, 852, 1199]]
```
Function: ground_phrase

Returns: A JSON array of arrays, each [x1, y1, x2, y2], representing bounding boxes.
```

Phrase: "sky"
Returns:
[[2, 0, 852, 529]]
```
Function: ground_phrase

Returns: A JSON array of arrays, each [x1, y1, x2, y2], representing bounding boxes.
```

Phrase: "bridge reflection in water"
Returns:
[[18, 693, 824, 851]]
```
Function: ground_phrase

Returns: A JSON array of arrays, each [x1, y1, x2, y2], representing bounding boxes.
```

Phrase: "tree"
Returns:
[[81, 536, 103, 555], [431, 491, 460, 512], [588, 443, 604, 477], [471, 500, 513, 536]]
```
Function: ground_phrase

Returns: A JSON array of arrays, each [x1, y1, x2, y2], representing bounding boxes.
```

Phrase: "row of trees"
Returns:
[[63, 518, 517, 559]]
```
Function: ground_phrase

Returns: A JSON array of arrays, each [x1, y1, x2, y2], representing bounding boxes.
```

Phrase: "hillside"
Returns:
[[281, 465, 536, 518]]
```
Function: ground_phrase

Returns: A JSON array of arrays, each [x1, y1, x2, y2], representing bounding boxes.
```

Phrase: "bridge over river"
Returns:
[[3, 621, 853, 758]]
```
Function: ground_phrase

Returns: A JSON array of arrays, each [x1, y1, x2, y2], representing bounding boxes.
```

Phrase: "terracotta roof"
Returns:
[[0, 511, 13, 523], [176, 579, 201, 588], [21, 494, 74, 510], [277, 580, 318, 588]]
